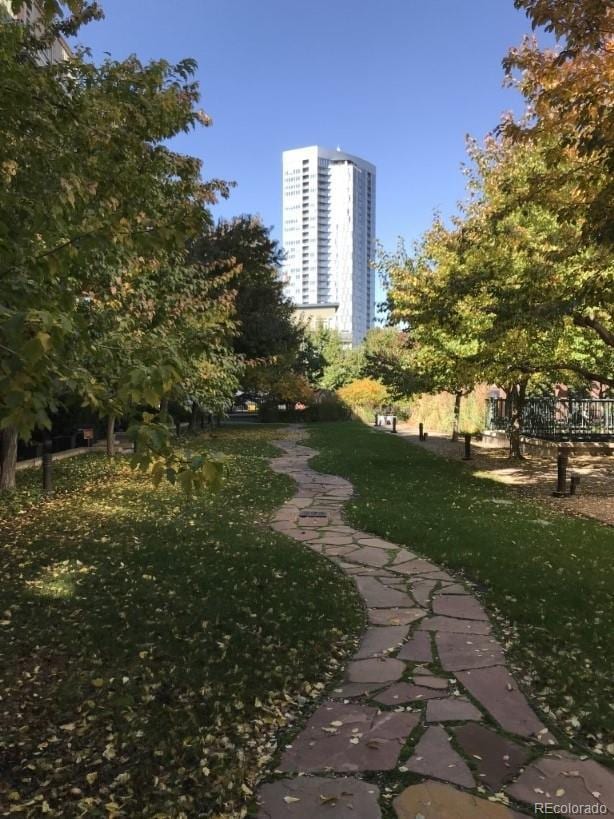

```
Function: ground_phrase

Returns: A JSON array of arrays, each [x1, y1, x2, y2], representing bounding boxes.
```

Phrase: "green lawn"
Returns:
[[0, 426, 363, 817], [309, 421, 614, 756]]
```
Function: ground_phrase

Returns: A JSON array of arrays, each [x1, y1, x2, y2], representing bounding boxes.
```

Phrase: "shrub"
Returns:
[[337, 378, 390, 411], [305, 396, 350, 422], [407, 386, 488, 434]]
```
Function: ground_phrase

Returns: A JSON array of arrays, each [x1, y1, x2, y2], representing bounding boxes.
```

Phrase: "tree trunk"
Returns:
[[189, 402, 199, 433], [106, 414, 116, 458], [0, 426, 18, 491], [159, 397, 169, 424], [509, 379, 528, 459], [451, 391, 463, 441]]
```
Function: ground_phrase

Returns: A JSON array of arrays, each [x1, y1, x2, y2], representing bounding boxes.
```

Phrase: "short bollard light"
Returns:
[[419, 422, 424, 441], [42, 439, 53, 495], [391, 416, 397, 433], [553, 449, 569, 497], [463, 433, 472, 460]]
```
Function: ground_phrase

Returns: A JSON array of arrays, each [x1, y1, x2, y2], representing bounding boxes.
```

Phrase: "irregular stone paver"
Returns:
[[412, 673, 448, 689], [409, 578, 438, 606], [419, 615, 492, 635], [354, 626, 409, 658], [279, 702, 418, 772], [274, 509, 299, 522], [456, 666, 552, 740], [437, 582, 470, 595], [344, 546, 390, 567], [307, 542, 324, 552], [436, 632, 506, 671], [356, 537, 397, 550], [340, 564, 384, 576], [257, 777, 382, 818], [257, 429, 609, 817], [432, 595, 489, 620], [329, 682, 384, 699], [420, 570, 456, 581], [390, 558, 440, 575], [346, 657, 405, 683], [397, 630, 433, 662], [315, 534, 357, 546], [368, 607, 425, 626], [453, 724, 531, 789], [323, 545, 358, 557], [393, 781, 526, 818], [285, 528, 322, 541], [295, 518, 328, 528], [374, 682, 446, 705], [354, 576, 414, 608], [405, 725, 475, 787], [391, 548, 417, 564], [507, 752, 614, 816], [426, 696, 483, 722], [379, 577, 406, 588]]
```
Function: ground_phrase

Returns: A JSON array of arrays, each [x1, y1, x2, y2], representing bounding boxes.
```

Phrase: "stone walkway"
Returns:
[[255, 429, 614, 818]]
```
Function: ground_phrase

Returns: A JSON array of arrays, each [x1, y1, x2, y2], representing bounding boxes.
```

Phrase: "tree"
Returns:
[[308, 327, 365, 390], [81, 248, 240, 456], [295, 333, 326, 387], [380, 0, 612, 456], [502, 1, 613, 261], [337, 378, 390, 411], [383, 190, 597, 455], [512, 0, 612, 52], [0, 4, 231, 489], [383, 228, 489, 441], [190, 216, 303, 402], [361, 326, 422, 399], [460, 132, 613, 387]]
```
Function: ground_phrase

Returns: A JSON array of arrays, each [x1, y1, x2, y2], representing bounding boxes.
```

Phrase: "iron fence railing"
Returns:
[[484, 397, 614, 441]]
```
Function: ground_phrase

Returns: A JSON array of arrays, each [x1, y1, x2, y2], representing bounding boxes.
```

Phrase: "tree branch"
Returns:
[[517, 361, 613, 387], [573, 314, 614, 349]]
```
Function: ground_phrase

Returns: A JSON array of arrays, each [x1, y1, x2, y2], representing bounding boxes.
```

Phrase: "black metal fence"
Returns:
[[17, 428, 101, 462], [485, 397, 614, 441]]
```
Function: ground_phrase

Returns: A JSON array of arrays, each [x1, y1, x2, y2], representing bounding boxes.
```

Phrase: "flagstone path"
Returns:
[[255, 429, 614, 818]]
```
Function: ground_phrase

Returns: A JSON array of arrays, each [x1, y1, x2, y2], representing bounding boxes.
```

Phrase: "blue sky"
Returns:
[[79, 0, 549, 254]]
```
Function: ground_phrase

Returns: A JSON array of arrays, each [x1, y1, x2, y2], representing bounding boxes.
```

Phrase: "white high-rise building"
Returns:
[[282, 146, 376, 346], [1, 0, 72, 63]]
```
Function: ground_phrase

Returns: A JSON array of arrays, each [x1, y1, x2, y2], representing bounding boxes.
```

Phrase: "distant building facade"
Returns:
[[282, 145, 376, 346], [1, 0, 72, 63]]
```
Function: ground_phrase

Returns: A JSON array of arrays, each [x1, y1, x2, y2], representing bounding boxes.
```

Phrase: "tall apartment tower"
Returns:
[[282, 146, 376, 346]]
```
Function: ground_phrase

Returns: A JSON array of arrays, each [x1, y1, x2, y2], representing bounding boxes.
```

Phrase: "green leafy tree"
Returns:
[[190, 216, 303, 402], [308, 327, 365, 390], [362, 326, 421, 398], [0, 4, 230, 489], [502, 0, 613, 329]]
